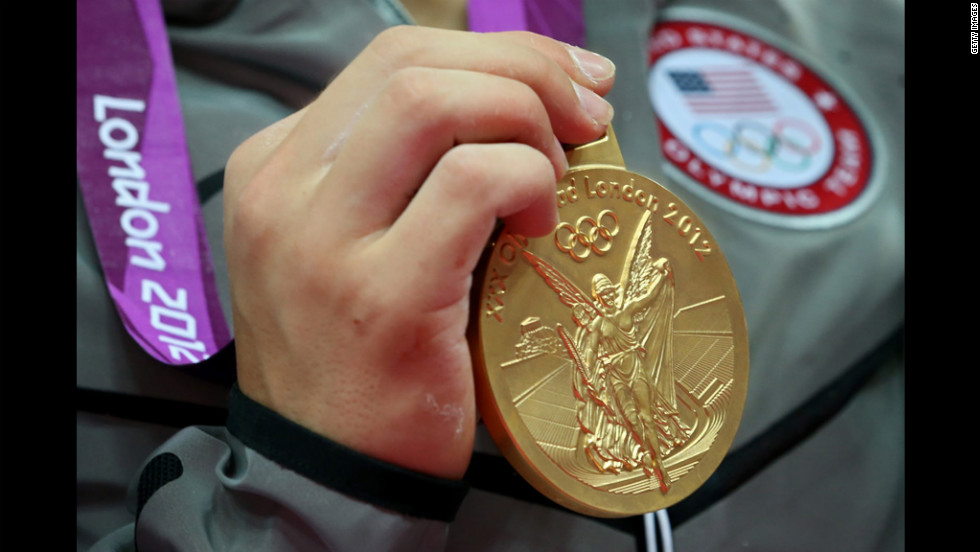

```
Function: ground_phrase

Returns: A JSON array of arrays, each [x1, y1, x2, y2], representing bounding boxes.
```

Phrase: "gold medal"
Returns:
[[471, 127, 749, 517]]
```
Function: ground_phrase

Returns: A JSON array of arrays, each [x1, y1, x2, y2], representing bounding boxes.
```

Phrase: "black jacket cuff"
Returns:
[[226, 383, 469, 522]]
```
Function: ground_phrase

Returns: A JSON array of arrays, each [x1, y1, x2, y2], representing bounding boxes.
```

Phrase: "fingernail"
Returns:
[[567, 46, 615, 83], [573, 80, 614, 127]]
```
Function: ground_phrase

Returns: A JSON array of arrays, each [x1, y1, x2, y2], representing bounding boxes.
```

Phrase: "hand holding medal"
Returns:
[[223, 22, 747, 518], [221, 26, 616, 480]]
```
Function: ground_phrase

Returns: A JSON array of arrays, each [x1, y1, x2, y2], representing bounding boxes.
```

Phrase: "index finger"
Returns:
[[282, 26, 616, 166]]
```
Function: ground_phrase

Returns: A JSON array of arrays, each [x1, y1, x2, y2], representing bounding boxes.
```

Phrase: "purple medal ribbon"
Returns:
[[77, 0, 230, 366], [76, 0, 584, 369], [468, 0, 585, 46]]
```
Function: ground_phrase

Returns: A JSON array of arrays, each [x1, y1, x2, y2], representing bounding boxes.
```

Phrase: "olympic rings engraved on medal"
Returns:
[[555, 210, 620, 262], [692, 117, 822, 173]]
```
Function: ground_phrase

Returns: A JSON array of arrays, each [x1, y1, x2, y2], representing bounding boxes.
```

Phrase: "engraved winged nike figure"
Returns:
[[522, 211, 692, 493]]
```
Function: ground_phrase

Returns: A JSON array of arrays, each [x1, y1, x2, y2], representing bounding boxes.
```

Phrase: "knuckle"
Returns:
[[224, 135, 261, 189], [506, 79, 546, 118], [438, 144, 552, 200], [523, 47, 556, 81], [497, 44, 558, 96], [512, 148, 556, 204], [436, 145, 502, 211], [508, 30, 540, 42], [513, 149, 557, 199], [225, 178, 271, 249], [498, 30, 555, 52], [373, 25, 416, 48], [438, 145, 486, 188], [223, 162, 287, 262], [369, 25, 424, 66], [525, 147, 556, 182], [382, 67, 439, 115]]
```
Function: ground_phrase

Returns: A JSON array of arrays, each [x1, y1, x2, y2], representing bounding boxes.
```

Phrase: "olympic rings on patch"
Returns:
[[691, 117, 821, 174], [729, 120, 773, 173], [555, 210, 620, 261], [770, 117, 821, 171]]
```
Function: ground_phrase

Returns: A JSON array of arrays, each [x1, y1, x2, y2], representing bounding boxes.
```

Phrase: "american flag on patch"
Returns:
[[668, 68, 777, 115]]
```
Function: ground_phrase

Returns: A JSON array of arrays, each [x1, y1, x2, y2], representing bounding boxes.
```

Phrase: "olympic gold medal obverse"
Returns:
[[471, 129, 749, 517]]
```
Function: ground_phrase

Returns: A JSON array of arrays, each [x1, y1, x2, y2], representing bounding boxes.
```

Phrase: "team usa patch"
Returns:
[[647, 20, 875, 227]]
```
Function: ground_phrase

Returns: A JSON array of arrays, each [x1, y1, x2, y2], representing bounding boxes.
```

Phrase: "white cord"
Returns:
[[643, 509, 674, 552], [643, 512, 658, 552], [657, 509, 674, 552]]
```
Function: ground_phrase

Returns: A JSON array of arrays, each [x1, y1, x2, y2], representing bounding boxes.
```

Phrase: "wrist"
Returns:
[[227, 383, 470, 520], [237, 358, 476, 479]]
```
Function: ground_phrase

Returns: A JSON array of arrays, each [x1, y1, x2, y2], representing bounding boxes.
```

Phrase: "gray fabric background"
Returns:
[[78, 0, 904, 550]]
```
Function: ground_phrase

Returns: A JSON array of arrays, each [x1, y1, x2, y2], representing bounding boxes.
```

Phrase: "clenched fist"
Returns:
[[223, 26, 615, 479]]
